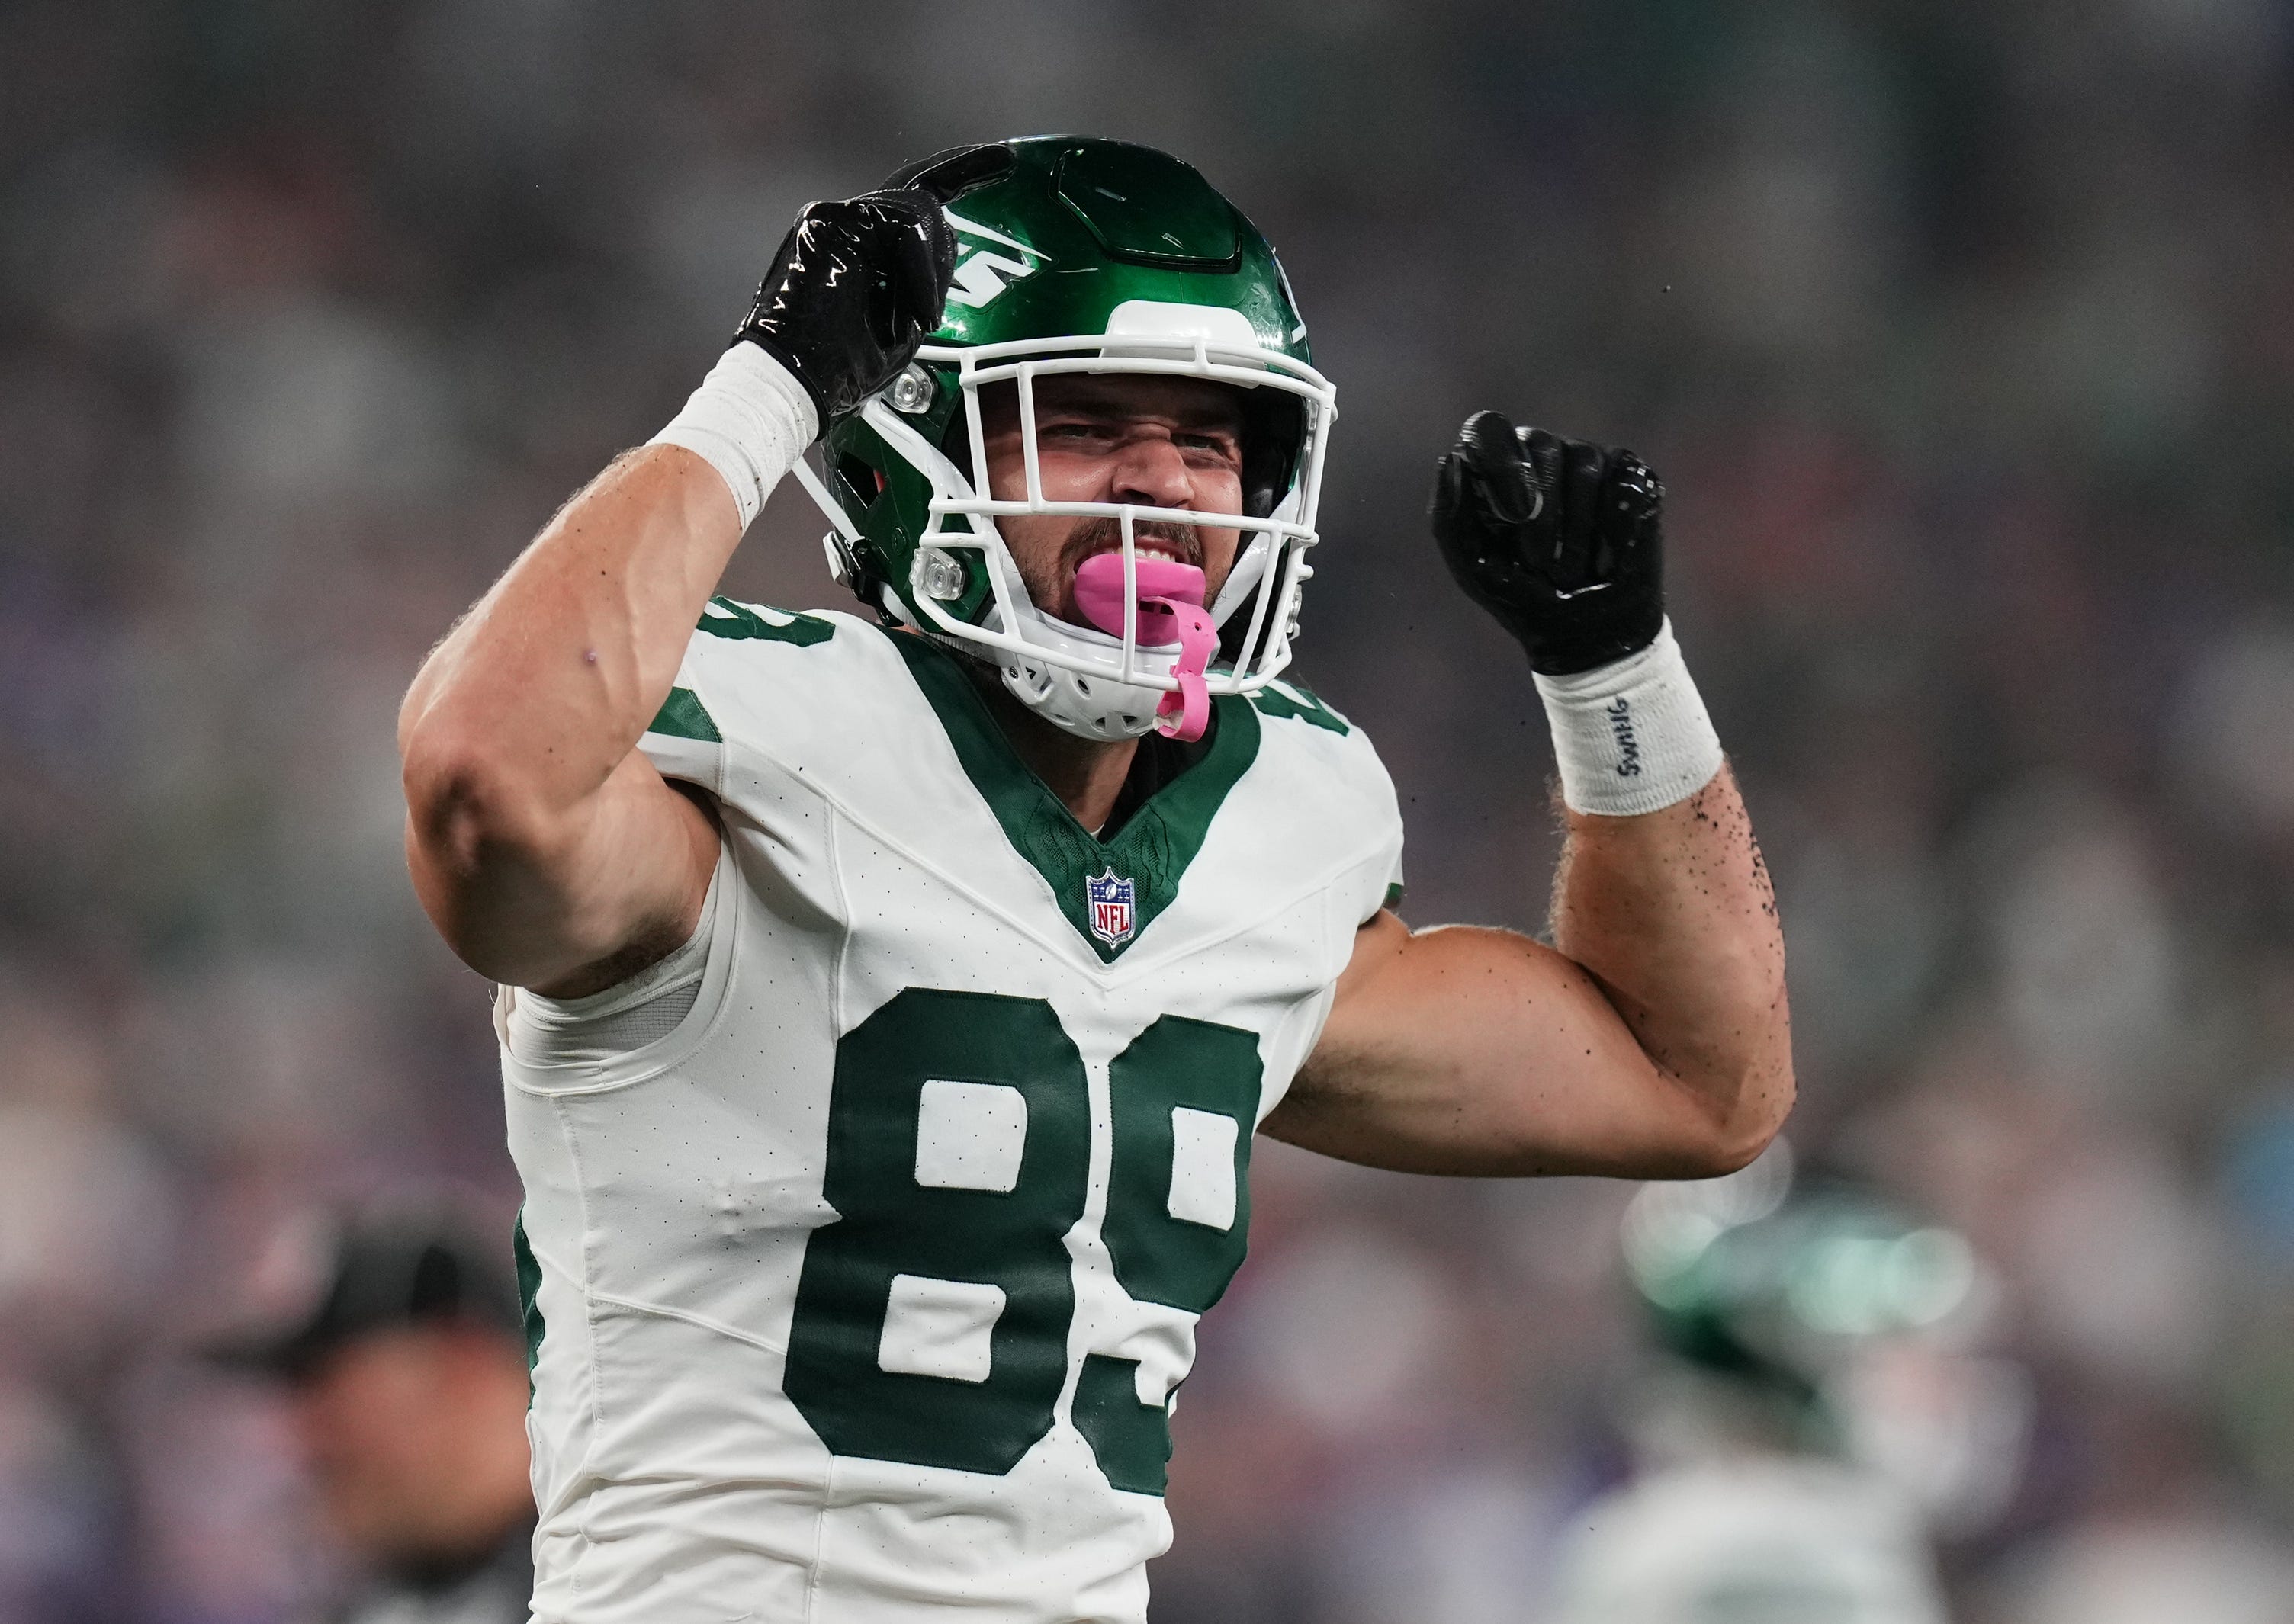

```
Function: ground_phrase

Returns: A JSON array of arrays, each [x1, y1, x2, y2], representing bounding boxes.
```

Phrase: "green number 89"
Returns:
[[784, 987, 1261, 1495]]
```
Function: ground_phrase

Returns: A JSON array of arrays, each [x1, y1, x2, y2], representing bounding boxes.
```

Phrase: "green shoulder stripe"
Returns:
[[1250, 677, 1349, 735], [889, 633, 1260, 963], [698, 597, 834, 646], [647, 686, 721, 742]]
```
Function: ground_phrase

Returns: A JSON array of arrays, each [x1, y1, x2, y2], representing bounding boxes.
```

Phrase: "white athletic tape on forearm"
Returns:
[[1532, 618, 1724, 817], [648, 342, 818, 530]]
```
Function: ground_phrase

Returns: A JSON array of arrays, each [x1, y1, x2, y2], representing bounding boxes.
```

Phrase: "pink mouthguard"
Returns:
[[1071, 553, 1216, 742]]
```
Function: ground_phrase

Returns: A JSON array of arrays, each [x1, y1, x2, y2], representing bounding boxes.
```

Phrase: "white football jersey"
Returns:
[[1550, 1459, 1949, 1624], [502, 600, 1403, 1624]]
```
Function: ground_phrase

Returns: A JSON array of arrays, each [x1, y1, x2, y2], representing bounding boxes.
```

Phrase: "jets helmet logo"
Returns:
[[1085, 868, 1136, 947], [943, 209, 1045, 309]]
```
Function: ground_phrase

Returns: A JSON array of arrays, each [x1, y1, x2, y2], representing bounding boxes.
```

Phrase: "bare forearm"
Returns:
[[1550, 763, 1791, 1159], [398, 445, 739, 816]]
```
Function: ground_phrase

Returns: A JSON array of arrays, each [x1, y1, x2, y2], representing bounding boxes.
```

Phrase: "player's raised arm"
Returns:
[[1270, 414, 1793, 1179], [397, 191, 955, 992]]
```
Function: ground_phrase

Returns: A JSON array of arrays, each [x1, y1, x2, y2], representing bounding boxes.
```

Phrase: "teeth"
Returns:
[[1083, 544, 1185, 569]]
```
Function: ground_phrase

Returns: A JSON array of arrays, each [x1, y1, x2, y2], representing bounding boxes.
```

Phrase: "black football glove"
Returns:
[[734, 188, 959, 433], [1429, 410, 1666, 676]]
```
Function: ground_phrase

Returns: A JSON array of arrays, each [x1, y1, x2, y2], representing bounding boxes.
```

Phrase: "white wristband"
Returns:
[[1532, 618, 1724, 817], [648, 342, 819, 530]]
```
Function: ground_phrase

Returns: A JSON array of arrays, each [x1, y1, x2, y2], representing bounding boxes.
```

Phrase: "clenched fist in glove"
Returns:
[[653, 188, 956, 528], [1429, 410, 1666, 676], [1429, 409, 1720, 817], [736, 190, 959, 431]]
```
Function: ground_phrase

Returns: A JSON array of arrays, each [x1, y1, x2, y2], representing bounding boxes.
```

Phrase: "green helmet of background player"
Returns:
[[1618, 1144, 2030, 1530], [789, 136, 1337, 743]]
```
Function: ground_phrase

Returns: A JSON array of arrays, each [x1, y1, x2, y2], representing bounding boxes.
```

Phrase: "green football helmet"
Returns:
[[786, 136, 1337, 742], [1620, 1144, 2030, 1530], [1625, 1151, 1980, 1403]]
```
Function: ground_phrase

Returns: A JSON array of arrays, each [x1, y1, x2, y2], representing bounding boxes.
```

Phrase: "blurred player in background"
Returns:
[[207, 1204, 536, 1624], [397, 135, 1794, 1621], [1552, 1144, 2032, 1624]]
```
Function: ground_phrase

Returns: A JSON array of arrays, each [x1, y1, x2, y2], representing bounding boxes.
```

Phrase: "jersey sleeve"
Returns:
[[638, 652, 729, 795], [1380, 846, 1406, 919], [1362, 759, 1405, 922], [635, 597, 846, 797], [1248, 677, 1406, 927]]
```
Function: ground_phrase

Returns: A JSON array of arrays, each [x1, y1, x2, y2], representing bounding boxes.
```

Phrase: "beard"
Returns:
[[1019, 517, 1217, 625]]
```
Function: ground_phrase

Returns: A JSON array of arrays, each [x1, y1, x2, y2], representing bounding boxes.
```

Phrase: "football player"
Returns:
[[397, 136, 1794, 1622], [1552, 1149, 2029, 1623]]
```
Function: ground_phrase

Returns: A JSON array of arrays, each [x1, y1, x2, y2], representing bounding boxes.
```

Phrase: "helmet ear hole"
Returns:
[[835, 451, 884, 510]]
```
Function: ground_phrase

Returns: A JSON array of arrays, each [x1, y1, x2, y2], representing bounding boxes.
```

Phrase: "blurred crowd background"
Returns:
[[6, 2, 2294, 1620]]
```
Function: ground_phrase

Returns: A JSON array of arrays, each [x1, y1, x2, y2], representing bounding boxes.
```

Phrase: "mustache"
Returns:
[[1058, 517, 1203, 575]]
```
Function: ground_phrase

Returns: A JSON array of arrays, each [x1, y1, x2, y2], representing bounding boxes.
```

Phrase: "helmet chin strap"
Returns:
[[982, 593, 1205, 746]]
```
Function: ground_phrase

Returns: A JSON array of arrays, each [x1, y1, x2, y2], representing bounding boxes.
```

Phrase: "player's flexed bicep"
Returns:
[[1267, 414, 1791, 1179], [398, 189, 954, 993], [1271, 767, 1785, 1179]]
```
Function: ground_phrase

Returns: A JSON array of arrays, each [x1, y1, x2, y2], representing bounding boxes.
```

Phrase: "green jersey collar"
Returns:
[[889, 631, 1260, 962]]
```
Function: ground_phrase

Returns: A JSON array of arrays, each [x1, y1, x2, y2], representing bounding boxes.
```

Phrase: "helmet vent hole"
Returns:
[[834, 452, 883, 510]]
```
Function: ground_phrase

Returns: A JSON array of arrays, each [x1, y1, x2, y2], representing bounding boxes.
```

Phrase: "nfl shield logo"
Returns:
[[1085, 868, 1136, 948]]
